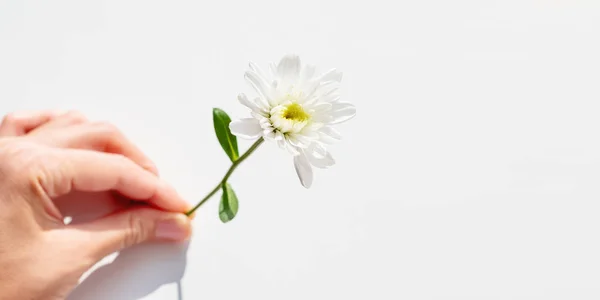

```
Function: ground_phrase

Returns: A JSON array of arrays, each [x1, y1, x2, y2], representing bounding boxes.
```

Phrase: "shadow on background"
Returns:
[[68, 241, 189, 300]]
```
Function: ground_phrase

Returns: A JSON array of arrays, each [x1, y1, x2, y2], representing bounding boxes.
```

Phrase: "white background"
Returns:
[[2, 0, 600, 299]]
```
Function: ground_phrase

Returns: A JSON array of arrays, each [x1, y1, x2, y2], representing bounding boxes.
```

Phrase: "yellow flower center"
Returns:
[[282, 103, 310, 122]]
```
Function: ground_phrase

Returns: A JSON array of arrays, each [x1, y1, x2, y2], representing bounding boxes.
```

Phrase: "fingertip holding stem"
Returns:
[[156, 213, 192, 241]]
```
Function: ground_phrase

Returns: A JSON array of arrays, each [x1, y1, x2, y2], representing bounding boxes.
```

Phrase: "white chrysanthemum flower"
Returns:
[[229, 54, 356, 188]]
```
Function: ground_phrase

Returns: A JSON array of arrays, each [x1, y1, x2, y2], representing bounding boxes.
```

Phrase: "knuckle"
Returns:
[[94, 121, 123, 138], [123, 212, 149, 248], [0, 142, 73, 213], [1, 113, 22, 126], [103, 153, 132, 175], [0, 141, 55, 199], [0, 141, 38, 176], [63, 110, 87, 123], [95, 121, 117, 131]]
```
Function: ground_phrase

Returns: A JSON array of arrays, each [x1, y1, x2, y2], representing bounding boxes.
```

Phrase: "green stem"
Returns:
[[185, 137, 264, 216]]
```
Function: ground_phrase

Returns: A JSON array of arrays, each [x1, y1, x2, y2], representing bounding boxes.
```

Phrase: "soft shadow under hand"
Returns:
[[68, 241, 189, 300]]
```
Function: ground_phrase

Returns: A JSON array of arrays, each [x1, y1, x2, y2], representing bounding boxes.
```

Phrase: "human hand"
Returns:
[[0, 111, 193, 300]]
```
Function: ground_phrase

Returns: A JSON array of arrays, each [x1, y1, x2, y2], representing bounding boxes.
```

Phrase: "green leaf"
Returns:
[[219, 183, 239, 223], [213, 108, 239, 162]]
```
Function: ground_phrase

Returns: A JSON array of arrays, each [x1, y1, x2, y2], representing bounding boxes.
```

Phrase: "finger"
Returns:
[[29, 110, 88, 131], [0, 110, 63, 136], [43, 148, 190, 213], [53, 191, 129, 224], [60, 207, 191, 264], [30, 121, 158, 175]]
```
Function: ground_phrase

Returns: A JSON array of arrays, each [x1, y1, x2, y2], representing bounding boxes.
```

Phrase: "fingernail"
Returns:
[[156, 215, 190, 241]]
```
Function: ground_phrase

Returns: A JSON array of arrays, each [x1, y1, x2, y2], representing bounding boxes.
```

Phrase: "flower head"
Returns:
[[229, 55, 356, 188]]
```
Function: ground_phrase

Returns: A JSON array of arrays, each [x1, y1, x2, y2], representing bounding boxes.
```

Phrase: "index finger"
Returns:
[[29, 121, 159, 175], [0, 110, 63, 136], [46, 148, 190, 213]]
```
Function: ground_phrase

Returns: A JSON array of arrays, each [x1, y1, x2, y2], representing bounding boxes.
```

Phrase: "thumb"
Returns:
[[69, 207, 192, 262]]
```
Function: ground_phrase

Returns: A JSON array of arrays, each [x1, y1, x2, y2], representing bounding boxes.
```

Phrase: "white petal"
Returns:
[[322, 87, 339, 98], [329, 103, 356, 124], [278, 136, 286, 149], [229, 118, 263, 139], [312, 114, 333, 124], [274, 118, 294, 133], [317, 68, 343, 83], [331, 102, 355, 111], [320, 126, 342, 139], [318, 133, 339, 145], [302, 122, 324, 132], [322, 93, 341, 103], [255, 98, 271, 112], [316, 81, 339, 96], [301, 80, 321, 102], [270, 81, 282, 103], [293, 154, 313, 188], [330, 96, 341, 103], [308, 102, 332, 113], [311, 142, 327, 157], [238, 93, 267, 113], [259, 118, 273, 129], [250, 111, 262, 119], [284, 140, 300, 156], [263, 130, 276, 140], [330, 109, 356, 124], [245, 71, 274, 106], [300, 64, 316, 84], [249, 62, 270, 83], [302, 130, 319, 140], [305, 148, 335, 169], [287, 137, 302, 148], [270, 105, 285, 115], [298, 94, 317, 105], [277, 54, 301, 83], [291, 120, 308, 133], [269, 62, 278, 78], [287, 133, 312, 148], [274, 130, 285, 141]]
